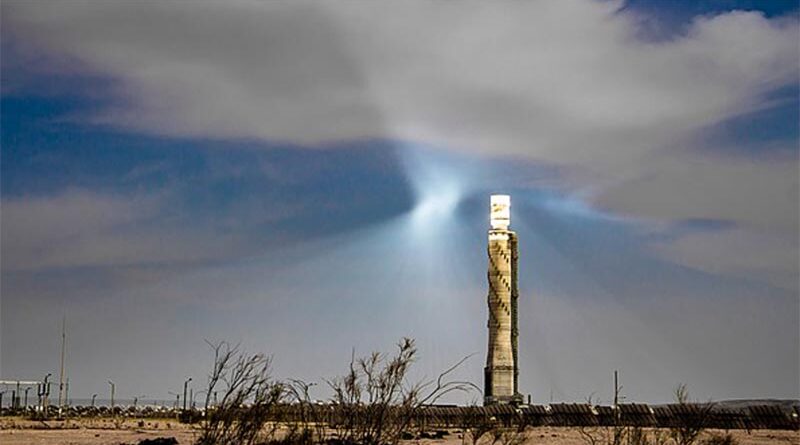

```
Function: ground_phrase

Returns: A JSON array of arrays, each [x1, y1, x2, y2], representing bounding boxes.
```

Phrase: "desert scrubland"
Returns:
[[1, 418, 798, 445]]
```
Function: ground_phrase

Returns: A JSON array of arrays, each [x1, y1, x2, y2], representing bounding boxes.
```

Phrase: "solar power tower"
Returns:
[[484, 195, 523, 405]]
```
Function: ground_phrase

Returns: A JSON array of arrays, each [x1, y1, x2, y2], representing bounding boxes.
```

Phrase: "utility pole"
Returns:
[[168, 391, 179, 410], [58, 315, 66, 417], [43, 373, 52, 417], [183, 377, 192, 412], [610, 370, 623, 445], [108, 380, 115, 412]]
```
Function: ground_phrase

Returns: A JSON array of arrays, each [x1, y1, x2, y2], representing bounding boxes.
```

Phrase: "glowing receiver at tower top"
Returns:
[[490, 195, 511, 230], [485, 194, 523, 405]]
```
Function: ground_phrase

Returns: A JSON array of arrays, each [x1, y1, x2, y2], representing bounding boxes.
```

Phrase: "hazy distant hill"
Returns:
[[714, 399, 799, 410], [648, 399, 799, 413]]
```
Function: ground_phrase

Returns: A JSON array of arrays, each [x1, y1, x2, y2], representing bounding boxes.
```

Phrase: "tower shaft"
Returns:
[[485, 230, 515, 403], [484, 195, 522, 405]]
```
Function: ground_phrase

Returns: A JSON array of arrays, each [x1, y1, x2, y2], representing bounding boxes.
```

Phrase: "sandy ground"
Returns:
[[0, 418, 198, 444], [0, 418, 797, 445]]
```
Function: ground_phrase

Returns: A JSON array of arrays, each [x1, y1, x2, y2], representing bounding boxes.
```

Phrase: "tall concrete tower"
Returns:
[[484, 195, 522, 405]]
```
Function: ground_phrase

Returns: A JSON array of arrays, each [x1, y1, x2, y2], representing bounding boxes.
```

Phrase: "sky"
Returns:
[[1, 0, 798, 405]]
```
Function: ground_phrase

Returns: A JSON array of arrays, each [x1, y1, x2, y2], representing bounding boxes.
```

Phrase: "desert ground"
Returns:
[[0, 418, 797, 445]]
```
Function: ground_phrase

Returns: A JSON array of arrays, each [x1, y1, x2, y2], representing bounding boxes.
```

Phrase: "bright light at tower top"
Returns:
[[490, 194, 511, 230]]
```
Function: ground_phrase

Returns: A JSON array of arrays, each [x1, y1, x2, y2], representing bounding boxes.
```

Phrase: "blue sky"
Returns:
[[1, 0, 798, 404]]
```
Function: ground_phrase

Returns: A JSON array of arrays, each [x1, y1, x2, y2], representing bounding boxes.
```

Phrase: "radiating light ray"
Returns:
[[512, 196, 682, 402]]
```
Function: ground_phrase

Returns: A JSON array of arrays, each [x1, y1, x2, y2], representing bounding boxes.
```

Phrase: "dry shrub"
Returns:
[[197, 338, 475, 445], [669, 385, 716, 445], [196, 342, 284, 445], [459, 408, 496, 445], [282, 379, 326, 445], [327, 337, 476, 445]]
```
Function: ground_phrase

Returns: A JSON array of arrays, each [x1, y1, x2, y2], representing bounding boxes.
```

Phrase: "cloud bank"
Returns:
[[4, 1, 794, 159], [4, 0, 797, 289]]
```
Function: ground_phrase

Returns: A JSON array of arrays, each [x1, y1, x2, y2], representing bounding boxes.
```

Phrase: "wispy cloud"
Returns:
[[0, 188, 218, 270]]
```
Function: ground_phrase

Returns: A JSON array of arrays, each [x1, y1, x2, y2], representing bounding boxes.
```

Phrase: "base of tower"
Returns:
[[484, 393, 524, 406]]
